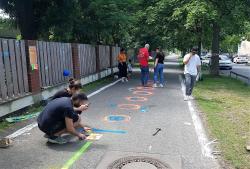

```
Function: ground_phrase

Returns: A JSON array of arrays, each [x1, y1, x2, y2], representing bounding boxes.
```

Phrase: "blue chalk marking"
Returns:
[[109, 103, 117, 108], [92, 128, 127, 134], [3, 51, 9, 57], [108, 116, 125, 121], [140, 106, 149, 112]]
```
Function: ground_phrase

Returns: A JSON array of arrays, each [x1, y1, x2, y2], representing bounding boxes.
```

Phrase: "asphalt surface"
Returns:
[[221, 63, 250, 84], [0, 57, 219, 169]]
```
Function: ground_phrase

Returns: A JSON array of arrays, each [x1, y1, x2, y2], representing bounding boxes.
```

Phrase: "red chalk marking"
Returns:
[[133, 90, 153, 96], [118, 104, 141, 110], [125, 96, 148, 102]]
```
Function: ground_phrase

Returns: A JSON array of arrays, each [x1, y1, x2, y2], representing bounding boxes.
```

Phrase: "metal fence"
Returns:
[[37, 41, 73, 87], [0, 39, 29, 101]]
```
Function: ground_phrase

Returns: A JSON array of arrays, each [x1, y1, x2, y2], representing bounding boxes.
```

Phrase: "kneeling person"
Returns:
[[37, 93, 89, 144]]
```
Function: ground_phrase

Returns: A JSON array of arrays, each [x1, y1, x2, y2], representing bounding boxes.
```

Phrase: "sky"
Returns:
[[0, 9, 9, 19]]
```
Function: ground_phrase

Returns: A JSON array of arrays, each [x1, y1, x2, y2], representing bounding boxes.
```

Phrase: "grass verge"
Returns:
[[0, 76, 114, 132], [193, 75, 250, 168]]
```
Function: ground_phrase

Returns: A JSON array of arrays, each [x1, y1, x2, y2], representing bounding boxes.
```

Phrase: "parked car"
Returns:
[[219, 55, 233, 70], [201, 53, 211, 65], [233, 56, 248, 64]]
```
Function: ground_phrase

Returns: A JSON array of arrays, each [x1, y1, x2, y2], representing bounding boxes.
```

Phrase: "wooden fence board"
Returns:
[[20, 40, 29, 93], [0, 40, 7, 99], [14, 40, 24, 95], [2, 39, 13, 98], [8, 39, 19, 96]]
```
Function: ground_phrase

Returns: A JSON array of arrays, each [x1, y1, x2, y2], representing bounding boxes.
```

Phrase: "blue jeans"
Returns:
[[140, 66, 149, 86], [185, 73, 197, 96], [154, 63, 164, 84]]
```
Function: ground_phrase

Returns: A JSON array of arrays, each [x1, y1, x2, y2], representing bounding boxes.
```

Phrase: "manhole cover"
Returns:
[[107, 156, 171, 169]]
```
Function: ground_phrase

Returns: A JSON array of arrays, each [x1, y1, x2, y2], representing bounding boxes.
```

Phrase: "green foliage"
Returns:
[[0, 18, 19, 38]]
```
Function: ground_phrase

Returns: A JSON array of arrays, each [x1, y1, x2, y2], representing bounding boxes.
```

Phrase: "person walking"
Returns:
[[183, 47, 201, 101], [117, 48, 128, 82], [153, 48, 165, 88], [138, 44, 150, 86]]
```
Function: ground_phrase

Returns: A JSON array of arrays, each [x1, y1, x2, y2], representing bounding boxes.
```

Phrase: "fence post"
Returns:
[[26, 40, 41, 93], [71, 43, 80, 79], [95, 45, 101, 78]]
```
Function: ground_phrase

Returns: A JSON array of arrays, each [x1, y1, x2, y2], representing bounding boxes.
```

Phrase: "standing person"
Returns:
[[127, 59, 133, 78], [138, 44, 150, 86], [117, 48, 128, 82], [183, 47, 201, 101], [37, 93, 90, 144], [153, 48, 165, 88]]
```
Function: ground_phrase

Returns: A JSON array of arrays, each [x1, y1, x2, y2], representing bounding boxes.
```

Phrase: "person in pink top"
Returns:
[[138, 44, 150, 86]]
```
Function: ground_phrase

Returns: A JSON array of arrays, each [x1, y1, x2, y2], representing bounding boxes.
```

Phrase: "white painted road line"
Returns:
[[6, 79, 121, 139], [179, 75, 213, 158]]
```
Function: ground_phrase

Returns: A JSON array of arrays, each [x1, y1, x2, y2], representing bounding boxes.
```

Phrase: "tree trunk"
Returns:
[[210, 22, 220, 75], [16, 0, 37, 39]]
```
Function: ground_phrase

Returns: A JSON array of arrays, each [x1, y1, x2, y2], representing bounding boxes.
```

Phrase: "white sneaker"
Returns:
[[153, 83, 158, 88], [159, 84, 164, 88], [121, 78, 125, 83], [188, 96, 194, 100], [125, 78, 128, 82], [184, 96, 189, 101]]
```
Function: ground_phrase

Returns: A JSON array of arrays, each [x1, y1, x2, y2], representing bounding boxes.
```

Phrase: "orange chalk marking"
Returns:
[[133, 90, 153, 96], [118, 104, 141, 110]]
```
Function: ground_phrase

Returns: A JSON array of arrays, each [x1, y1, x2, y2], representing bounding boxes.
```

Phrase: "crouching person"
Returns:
[[37, 93, 89, 144]]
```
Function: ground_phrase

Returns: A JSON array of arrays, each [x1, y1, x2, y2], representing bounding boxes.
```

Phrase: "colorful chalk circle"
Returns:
[[118, 104, 141, 110], [104, 115, 131, 122], [133, 90, 153, 96], [63, 69, 70, 76], [125, 96, 148, 102]]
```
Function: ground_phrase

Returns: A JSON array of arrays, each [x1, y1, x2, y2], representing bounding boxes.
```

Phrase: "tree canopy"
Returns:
[[1, 0, 250, 75]]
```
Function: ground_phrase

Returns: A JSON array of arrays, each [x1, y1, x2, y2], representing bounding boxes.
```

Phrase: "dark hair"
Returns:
[[129, 59, 132, 62], [69, 79, 82, 90], [191, 47, 198, 52], [72, 93, 88, 102], [120, 48, 125, 52], [156, 47, 160, 50]]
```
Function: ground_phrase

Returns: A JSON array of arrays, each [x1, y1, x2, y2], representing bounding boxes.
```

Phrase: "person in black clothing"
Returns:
[[51, 78, 85, 115], [153, 48, 165, 88], [52, 78, 81, 100], [37, 93, 90, 144]]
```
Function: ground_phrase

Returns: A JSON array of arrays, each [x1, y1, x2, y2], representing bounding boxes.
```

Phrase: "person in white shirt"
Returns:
[[183, 47, 201, 101]]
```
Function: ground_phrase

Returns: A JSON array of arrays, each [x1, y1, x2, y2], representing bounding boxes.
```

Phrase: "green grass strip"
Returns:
[[61, 141, 92, 169]]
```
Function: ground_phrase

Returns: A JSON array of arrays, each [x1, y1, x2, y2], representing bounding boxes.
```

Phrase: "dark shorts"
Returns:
[[38, 115, 79, 136]]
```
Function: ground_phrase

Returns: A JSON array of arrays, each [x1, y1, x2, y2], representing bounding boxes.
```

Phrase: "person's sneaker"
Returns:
[[121, 78, 125, 83], [188, 96, 195, 100], [125, 78, 128, 82], [153, 83, 158, 88], [48, 136, 67, 144], [184, 96, 189, 101], [159, 84, 164, 88]]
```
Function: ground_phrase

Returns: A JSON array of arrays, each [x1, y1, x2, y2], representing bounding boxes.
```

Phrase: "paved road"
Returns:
[[221, 64, 250, 83], [0, 57, 219, 169]]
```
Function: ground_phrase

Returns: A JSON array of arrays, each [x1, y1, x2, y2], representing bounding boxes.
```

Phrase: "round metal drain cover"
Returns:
[[107, 156, 171, 169]]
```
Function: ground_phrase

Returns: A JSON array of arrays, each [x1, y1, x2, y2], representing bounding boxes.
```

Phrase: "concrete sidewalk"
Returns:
[[0, 58, 219, 169]]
